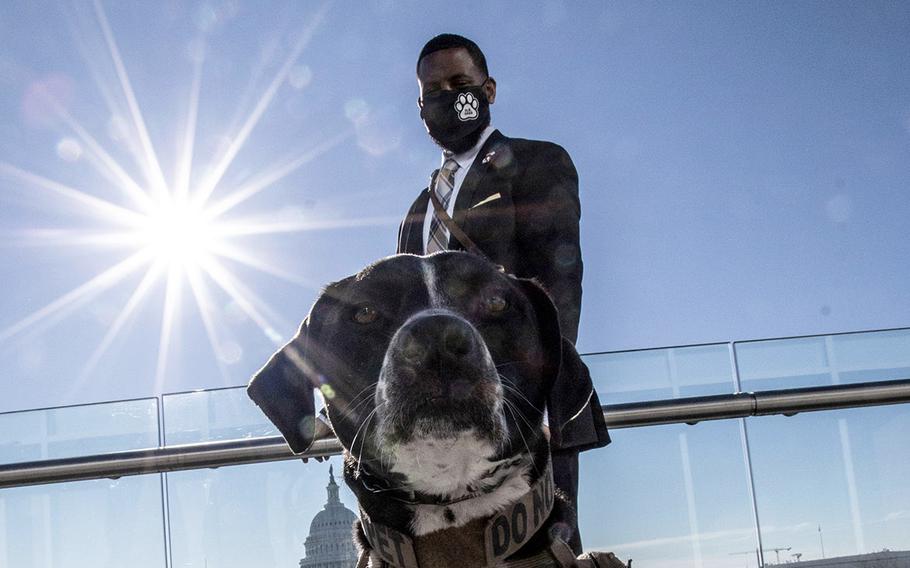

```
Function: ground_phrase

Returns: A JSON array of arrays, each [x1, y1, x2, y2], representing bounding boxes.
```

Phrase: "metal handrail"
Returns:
[[1, 378, 909, 490]]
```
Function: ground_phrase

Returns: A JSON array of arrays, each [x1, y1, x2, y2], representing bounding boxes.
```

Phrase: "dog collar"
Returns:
[[359, 456, 555, 568]]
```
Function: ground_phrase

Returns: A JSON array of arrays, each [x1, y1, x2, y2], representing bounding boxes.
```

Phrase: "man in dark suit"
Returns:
[[398, 34, 583, 342], [397, 34, 608, 554]]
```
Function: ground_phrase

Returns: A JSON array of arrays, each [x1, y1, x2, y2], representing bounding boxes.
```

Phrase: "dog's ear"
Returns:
[[516, 278, 563, 378], [517, 279, 609, 452], [247, 318, 318, 454], [550, 338, 610, 451]]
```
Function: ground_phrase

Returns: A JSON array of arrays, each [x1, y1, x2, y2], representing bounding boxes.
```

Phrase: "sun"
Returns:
[[0, 2, 348, 394], [138, 197, 218, 270]]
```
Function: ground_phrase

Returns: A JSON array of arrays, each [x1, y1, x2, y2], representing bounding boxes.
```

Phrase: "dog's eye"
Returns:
[[353, 305, 379, 324], [485, 295, 508, 313]]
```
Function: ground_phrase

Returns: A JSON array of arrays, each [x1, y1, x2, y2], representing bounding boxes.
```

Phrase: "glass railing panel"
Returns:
[[0, 476, 166, 568], [584, 343, 735, 405], [736, 329, 910, 390], [829, 329, 910, 384], [163, 387, 277, 445], [735, 336, 830, 389], [746, 405, 910, 563], [167, 456, 359, 568], [578, 421, 759, 567], [0, 398, 159, 465]]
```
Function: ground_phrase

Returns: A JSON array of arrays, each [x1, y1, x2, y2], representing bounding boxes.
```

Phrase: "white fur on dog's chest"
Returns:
[[409, 467, 531, 535], [389, 430, 531, 536], [390, 430, 498, 495]]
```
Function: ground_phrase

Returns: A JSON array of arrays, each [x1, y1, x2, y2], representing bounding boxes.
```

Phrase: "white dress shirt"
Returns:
[[422, 125, 496, 254]]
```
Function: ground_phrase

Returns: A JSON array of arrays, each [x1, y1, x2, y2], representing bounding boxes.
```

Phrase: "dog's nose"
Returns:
[[443, 323, 473, 357], [396, 313, 478, 366], [401, 334, 427, 364]]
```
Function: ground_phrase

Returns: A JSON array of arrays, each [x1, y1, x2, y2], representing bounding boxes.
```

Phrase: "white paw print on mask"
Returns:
[[454, 92, 480, 122]]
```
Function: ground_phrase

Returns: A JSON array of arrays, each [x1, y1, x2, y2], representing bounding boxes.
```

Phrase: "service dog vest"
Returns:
[[359, 457, 556, 568]]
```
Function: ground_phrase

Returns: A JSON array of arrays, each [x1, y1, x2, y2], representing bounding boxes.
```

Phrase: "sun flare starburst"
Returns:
[[0, 1, 367, 395], [138, 197, 218, 270]]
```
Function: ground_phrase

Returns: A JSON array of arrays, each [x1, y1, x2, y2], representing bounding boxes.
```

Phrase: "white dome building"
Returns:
[[299, 465, 359, 568]]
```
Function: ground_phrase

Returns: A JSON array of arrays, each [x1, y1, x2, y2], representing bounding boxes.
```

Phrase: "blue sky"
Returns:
[[0, 2, 909, 567], [1, 1, 908, 411]]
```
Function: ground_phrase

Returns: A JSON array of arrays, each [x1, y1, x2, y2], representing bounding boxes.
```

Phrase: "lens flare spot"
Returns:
[[107, 115, 130, 142], [218, 341, 242, 364], [826, 194, 852, 223], [265, 327, 283, 343], [344, 98, 370, 125], [22, 74, 74, 127], [288, 65, 313, 90], [320, 384, 336, 399], [56, 138, 83, 162]]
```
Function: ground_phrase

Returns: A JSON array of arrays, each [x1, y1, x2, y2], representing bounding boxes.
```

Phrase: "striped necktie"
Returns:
[[426, 158, 460, 254]]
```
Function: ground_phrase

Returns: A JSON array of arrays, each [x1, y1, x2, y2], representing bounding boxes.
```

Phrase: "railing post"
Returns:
[[731, 341, 764, 568]]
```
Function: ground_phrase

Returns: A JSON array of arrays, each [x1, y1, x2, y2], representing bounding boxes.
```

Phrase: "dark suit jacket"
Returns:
[[397, 130, 584, 343], [398, 131, 609, 459]]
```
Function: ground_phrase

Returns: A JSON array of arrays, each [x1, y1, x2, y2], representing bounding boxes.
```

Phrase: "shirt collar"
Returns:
[[440, 125, 496, 171]]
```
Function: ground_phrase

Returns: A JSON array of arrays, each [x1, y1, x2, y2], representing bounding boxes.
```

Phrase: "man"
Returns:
[[398, 34, 583, 343], [397, 34, 610, 554]]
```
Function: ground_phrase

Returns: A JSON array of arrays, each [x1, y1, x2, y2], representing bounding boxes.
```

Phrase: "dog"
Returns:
[[248, 252, 617, 567]]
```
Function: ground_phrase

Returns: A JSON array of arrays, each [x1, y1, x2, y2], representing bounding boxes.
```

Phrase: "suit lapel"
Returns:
[[452, 130, 506, 230], [402, 190, 431, 254]]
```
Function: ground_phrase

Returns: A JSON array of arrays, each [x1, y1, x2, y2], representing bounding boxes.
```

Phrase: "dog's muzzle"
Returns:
[[377, 309, 503, 439]]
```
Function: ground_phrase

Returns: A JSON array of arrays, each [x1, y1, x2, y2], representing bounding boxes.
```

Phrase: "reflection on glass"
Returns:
[[735, 329, 910, 390], [163, 387, 277, 445], [584, 343, 734, 404], [0, 476, 166, 568], [0, 398, 158, 465], [0, 330, 907, 567], [736, 336, 831, 389], [167, 456, 358, 568], [829, 330, 910, 384], [747, 407, 910, 563], [582, 346, 757, 568], [579, 422, 759, 568], [739, 330, 910, 563]]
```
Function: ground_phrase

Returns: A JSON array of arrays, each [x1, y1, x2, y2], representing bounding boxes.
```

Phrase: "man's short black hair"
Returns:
[[417, 34, 489, 77]]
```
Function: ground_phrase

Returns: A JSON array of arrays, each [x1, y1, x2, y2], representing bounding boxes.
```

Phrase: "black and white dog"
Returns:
[[248, 252, 612, 568]]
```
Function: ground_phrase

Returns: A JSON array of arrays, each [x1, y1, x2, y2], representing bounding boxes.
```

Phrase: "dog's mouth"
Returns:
[[373, 310, 507, 447], [378, 369, 505, 442], [411, 376, 491, 406]]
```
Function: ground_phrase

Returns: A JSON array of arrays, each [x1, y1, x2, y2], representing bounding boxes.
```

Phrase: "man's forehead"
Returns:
[[417, 47, 481, 81]]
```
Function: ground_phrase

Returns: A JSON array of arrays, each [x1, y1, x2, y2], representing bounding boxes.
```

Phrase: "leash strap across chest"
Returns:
[[427, 169, 487, 258], [359, 457, 556, 568]]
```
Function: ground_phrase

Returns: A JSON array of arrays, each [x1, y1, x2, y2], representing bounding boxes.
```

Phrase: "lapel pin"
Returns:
[[482, 151, 496, 164]]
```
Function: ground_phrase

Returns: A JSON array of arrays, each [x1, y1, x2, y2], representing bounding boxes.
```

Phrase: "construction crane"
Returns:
[[729, 546, 793, 565], [729, 549, 760, 567], [766, 547, 792, 564]]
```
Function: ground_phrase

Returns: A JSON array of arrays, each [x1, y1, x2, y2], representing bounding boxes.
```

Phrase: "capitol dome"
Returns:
[[299, 465, 360, 568]]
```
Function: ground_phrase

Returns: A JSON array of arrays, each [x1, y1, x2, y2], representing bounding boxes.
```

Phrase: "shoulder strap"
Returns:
[[428, 169, 487, 259]]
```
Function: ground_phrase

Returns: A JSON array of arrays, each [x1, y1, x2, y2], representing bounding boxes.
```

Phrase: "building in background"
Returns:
[[767, 550, 910, 567], [299, 466, 359, 568]]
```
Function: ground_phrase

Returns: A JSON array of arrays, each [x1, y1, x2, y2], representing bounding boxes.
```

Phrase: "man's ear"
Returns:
[[484, 76, 497, 105], [517, 278, 600, 451], [247, 318, 317, 454]]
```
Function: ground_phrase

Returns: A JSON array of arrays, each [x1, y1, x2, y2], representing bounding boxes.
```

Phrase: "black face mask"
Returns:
[[419, 82, 490, 154]]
